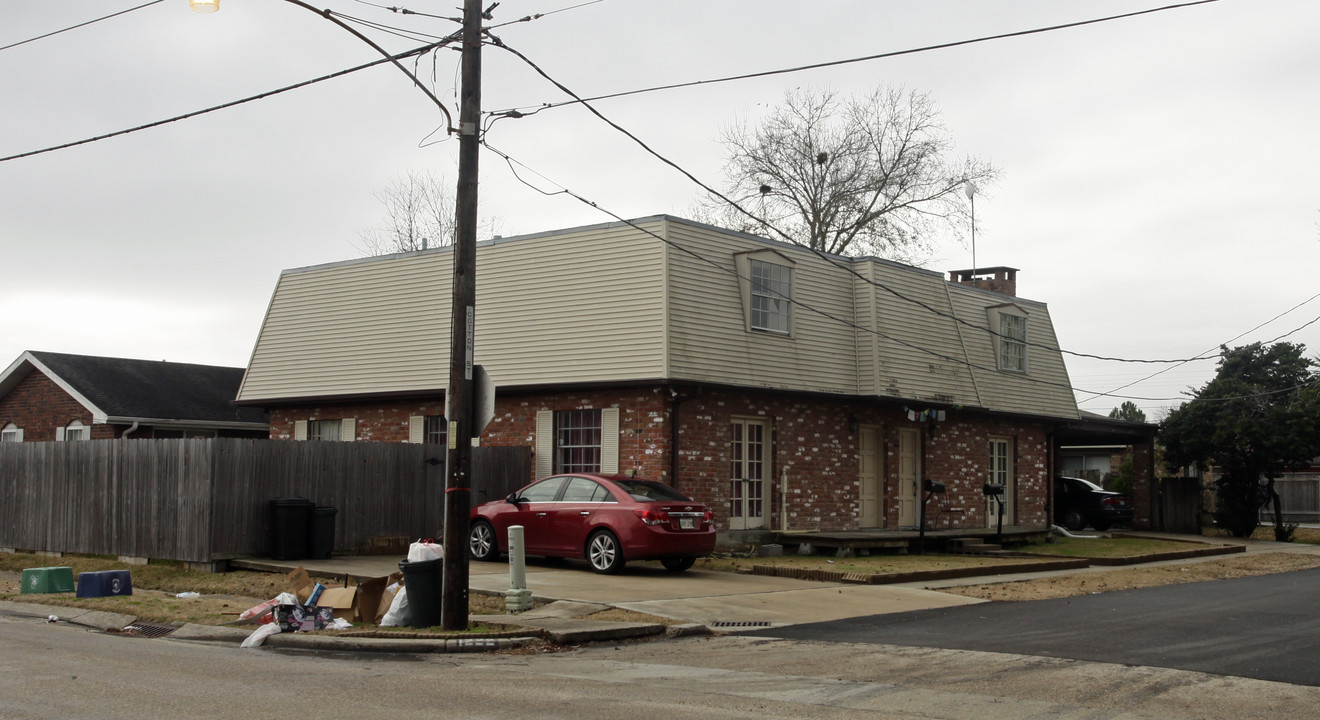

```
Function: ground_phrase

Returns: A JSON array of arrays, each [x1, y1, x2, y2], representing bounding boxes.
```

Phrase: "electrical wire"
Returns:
[[0, 0, 166, 54], [487, 0, 1222, 117], [488, 35, 1230, 368], [1078, 293, 1320, 402], [0, 40, 456, 165], [484, 140, 1296, 407], [331, 10, 454, 43]]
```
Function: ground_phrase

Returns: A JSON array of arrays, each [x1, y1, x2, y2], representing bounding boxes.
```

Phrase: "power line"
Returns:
[[0, 39, 457, 165], [0, 0, 166, 54], [488, 0, 1222, 117], [1078, 292, 1320, 402], [488, 35, 1229, 368], [488, 140, 1309, 409]]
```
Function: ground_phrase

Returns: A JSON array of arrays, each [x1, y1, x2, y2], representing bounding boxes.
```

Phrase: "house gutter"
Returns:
[[121, 421, 140, 439], [668, 387, 694, 491]]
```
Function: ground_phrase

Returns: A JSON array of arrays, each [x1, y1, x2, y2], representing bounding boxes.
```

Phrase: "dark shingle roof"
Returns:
[[28, 351, 266, 425]]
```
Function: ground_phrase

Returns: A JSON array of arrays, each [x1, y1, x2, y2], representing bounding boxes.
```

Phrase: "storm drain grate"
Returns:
[[710, 621, 772, 628], [121, 623, 180, 639]]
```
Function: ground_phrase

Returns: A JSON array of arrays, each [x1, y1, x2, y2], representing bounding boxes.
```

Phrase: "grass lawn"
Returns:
[[0, 551, 506, 630]]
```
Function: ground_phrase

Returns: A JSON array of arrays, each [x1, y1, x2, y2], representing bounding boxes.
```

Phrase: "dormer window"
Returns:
[[986, 303, 1028, 373], [736, 249, 795, 337], [750, 260, 792, 334], [999, 313, 1027, 372]]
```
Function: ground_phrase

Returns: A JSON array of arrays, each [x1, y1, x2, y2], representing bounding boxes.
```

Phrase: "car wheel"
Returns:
[[587, 530, 626, 574], [661, 556, 696, 572], [1063, 510, 1087, 532], [1091, 519, 1113, 532], [469, 521, 499, 562]]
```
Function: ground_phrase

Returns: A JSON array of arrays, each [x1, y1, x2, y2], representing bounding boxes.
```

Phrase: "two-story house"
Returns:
[[236, 216, 1086, 536]]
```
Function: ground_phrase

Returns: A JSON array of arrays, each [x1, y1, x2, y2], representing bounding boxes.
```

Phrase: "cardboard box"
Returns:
[[286, 567, 314, 603], [274, 604, 334, 632], [317, 586, 358, 622], [355, 572, 403, 624]]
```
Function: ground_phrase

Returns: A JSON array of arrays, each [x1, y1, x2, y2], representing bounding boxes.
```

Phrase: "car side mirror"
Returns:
[[505, 492, 522, 505]]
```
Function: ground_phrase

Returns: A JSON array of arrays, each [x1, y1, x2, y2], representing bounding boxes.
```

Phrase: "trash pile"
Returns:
[[238, 541, 442, 648]]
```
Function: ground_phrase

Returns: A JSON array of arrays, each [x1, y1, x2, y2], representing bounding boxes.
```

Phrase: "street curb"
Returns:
[[0, 599, 136, 631], [748, 559, 1090, 585]]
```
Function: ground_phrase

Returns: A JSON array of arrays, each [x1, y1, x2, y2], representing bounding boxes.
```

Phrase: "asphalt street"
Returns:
[[762, 566, 1320, 686]]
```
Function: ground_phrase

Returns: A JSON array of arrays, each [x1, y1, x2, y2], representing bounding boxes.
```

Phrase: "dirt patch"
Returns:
[[939, 552, 1320, 601]]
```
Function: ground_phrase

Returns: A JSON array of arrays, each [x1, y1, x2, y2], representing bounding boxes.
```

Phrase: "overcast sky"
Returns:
[[3, 0, 1318, 419]]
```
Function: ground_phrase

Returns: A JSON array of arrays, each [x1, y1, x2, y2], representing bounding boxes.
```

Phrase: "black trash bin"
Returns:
[[398, 557, 443, 629], [270, 497, 313, 560], [307, 506, 337, 560]]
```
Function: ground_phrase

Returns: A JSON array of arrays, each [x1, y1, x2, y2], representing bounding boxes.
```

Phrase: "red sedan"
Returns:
[[468, 473, 716, 574]]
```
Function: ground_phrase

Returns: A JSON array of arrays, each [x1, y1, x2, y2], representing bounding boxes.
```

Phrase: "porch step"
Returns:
[[945, 538, 1003, 554]]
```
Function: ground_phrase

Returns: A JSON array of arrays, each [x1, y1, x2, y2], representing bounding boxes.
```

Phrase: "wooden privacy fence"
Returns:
[[1259, 474, 1320, 524], [0, 439, 529, 564], [1152, 476, 1204, 534]]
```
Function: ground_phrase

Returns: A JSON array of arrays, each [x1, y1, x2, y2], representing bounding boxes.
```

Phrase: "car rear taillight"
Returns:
[[703, 510, 714, 525], [1102, 497, 1121, 506], [634, 508, 670, 526]]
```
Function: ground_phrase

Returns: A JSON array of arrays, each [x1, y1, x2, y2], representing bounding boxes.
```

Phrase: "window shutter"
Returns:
[[341, 418, 356, 442], [535, 410, 553, 479], [13, 429, 22, 442], [56, 427, 66, 442], [294, 420, 307, 441], [409, 416, 424, 444], [601, 407, 620, 474]]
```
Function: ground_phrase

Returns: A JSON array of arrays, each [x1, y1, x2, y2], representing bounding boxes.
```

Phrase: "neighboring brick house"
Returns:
[[0, 351, 268, 441], [236, 215, 1098, 536]]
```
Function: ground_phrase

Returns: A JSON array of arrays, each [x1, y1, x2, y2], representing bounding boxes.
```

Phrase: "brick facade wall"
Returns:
[[0, 371, 102, 441], [265, 384, 1055, 532]]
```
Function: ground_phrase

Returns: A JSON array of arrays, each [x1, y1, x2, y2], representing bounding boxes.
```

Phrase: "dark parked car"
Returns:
[[468, 473, 716, 574], [1053, 475, 1133, 531]]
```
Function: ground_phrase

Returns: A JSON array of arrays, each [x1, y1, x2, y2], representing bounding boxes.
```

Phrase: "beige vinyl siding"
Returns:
[[945, 285, 1078, 419], [238, 215, 1079, 422], [858, 259, 980, 405], [239, 222, 668, 403], [664, 223, 858, 395], [476, 222, 667, 386], [239, 253, 450, 401]]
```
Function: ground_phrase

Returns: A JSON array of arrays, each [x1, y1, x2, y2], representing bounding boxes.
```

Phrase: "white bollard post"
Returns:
[[504, 525, 534, 613]]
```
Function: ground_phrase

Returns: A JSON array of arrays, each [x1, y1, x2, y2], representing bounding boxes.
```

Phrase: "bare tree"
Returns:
[[356, 170, 456, 256], [705, 86, 998, 262]]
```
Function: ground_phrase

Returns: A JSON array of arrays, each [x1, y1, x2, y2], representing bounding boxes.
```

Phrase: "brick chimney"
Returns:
[[948, 266, 1018, 296]]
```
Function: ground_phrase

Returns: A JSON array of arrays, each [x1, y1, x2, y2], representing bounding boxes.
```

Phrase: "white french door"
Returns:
[[729, 418, 769, 530]]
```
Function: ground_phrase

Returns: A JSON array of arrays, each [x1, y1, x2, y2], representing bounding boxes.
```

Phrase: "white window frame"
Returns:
[[1, 423, 22, 442], [295, 417, 356, 442], [534, 408, 619, 479], [58, 421, 89, 442], [750, 259, 792, 335]]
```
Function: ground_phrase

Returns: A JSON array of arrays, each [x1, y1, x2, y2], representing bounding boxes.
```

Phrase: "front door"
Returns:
[[988, 437, 1015, 526], [858, 425, 883, 527], [898, 428, 920, 528], [730, 418, 769, 530]]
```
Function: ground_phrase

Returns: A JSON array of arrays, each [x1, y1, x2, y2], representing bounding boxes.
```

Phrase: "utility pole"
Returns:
[[441, 0, 483, 631]]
